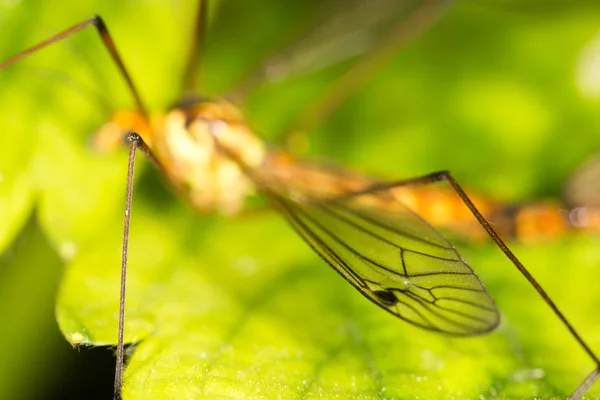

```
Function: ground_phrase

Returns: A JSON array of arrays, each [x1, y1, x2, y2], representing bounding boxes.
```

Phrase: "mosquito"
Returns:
[[1, 0, 599, 399]]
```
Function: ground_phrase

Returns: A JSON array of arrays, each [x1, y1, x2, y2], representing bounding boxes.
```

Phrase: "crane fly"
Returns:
[[1, 0, 599, 398]]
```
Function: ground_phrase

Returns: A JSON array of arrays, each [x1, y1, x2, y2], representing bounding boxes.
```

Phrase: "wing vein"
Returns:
[[322, 201, 451, 250]]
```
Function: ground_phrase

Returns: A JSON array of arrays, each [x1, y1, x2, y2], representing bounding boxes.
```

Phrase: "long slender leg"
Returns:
[[284, 0, 452, 135], [113, 132, 163, 400], [569, 367, 600, 400], [181, 0, 209, 95], [280, 0, 454, 147], [113, 134, 137, 400], [347, 170, 600, 396], [0, 15, 153, 399], [0, 15, 154, 398], [0, 16, 149, 122], [224, 0, 453, 149]]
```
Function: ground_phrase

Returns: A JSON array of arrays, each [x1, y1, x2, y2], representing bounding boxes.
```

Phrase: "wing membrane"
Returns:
[[265, 184, 500, 336]]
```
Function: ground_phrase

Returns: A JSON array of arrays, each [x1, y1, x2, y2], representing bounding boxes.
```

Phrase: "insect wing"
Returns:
[[265, 184, 500, 336]]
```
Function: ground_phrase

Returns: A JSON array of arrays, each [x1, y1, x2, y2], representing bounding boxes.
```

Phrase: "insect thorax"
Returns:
[[96, 99, 267, 215], [153, 99, 267, 214]]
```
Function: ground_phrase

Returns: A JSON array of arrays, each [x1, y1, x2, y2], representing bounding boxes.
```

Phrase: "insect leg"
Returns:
[[113, 132, 163, 400], [181, 0, 209, 95], [568, 366, 600, 400], [279, 0, 454, 150], [0, 16, 149, 122], [113, 133, 138, 400], [0, 15, 155, 399], [347, 170, 599, 396]]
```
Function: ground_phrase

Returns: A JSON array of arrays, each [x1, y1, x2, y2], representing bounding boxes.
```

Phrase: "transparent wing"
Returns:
[[263, 184, 500, 336], [229, 0, 454, 98]]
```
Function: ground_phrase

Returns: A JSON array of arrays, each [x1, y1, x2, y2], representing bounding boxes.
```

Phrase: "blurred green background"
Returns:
[[1, 0, 600, 399]]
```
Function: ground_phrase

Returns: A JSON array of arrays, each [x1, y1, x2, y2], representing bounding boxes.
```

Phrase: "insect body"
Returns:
[[101, 97, 600, 243], [100, 99, 269, 214], [95, 91, 600, 396], [102, 97, 503, 337]]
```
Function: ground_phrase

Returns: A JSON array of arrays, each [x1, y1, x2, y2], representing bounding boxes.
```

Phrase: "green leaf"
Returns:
[[1, 0, 600, 399]]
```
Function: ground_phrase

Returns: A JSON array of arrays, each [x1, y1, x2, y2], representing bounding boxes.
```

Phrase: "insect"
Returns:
[[1, 0, 599, 398]]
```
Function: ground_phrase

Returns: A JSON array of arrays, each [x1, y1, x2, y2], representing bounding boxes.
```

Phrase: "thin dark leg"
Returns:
[[281, 0, 454, 138], [568, 367, 600, 400], [0, 16, 149, 122], [349, 170, 600, 395], [181, 0, 208, 94], [113, 133, 137, 400], [226, 0, 453, 146], [113, 132, 162, 400]]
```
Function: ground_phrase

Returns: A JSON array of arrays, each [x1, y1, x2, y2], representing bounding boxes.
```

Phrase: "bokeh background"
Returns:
[[1, 0, 600, 399]]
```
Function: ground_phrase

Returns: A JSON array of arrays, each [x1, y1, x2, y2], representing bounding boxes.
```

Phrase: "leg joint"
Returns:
[[124, 131, 143, 147]]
